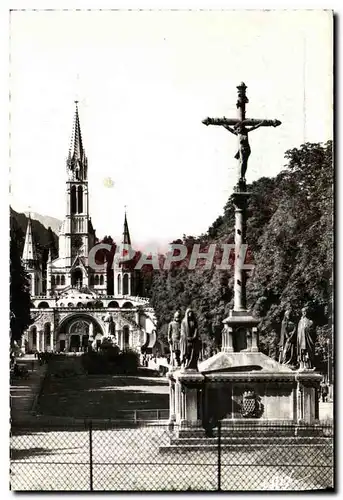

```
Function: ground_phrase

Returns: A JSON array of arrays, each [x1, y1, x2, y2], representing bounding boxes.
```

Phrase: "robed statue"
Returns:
[[279, 310, 296, 366], [297, 307, 316, 369], [180, 308, 200, 371], [88, 322, 95, 352], [103, 313, 115, 338], [168, 310, 182, 367]]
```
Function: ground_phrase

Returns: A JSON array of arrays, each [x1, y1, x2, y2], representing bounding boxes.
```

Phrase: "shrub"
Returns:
[[81, 348, 139, 375]]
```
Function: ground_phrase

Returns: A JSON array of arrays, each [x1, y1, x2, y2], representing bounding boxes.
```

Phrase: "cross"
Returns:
[[202, 82, 281, 191], [75, 72, 80, 103]]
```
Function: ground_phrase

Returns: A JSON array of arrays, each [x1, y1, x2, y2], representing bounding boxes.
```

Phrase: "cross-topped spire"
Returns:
[[72, 101, 83, 160], [123, 209, 131, 246], [67, 101, 88, 181], [22, 214, 39, 268]]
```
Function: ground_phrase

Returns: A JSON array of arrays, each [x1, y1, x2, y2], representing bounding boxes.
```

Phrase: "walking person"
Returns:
[[322, 382, 329, 403]]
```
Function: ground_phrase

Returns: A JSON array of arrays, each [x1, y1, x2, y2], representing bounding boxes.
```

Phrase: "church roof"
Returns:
[[56, 287, 97, 307]]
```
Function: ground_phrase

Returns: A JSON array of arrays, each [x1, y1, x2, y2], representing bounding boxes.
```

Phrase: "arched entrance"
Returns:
[[69, 319, 90, 352], [56, 314, 104, 352], [71, 268, 83, 288], [44, 323, 51, 350], [123, 325, 130, 349], [123, 274, 129, 295], [58, 333, 66, 352], [28, 325, 37, 352]]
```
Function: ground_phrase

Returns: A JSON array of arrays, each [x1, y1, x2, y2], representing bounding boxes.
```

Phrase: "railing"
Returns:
[[97, 409, 169, 422], [10, 420, 334, 492]]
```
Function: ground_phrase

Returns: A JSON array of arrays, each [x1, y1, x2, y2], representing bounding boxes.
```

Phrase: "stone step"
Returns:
[[175, 430, 331, 439], [160, 436, 332, 452], [169, 435, 330, 446]]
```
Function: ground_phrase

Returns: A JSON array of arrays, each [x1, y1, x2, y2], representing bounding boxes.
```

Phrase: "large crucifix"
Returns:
[[202, 82, 281, 191]]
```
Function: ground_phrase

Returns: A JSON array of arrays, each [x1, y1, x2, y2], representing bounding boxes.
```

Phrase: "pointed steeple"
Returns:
[[122, 211, 131, 246], [67, 101, 87, 179], [22, 215, 39, 268]]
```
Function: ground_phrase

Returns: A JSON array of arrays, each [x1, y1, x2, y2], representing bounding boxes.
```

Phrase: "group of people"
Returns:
[[34, 351, 53, 365], [140, 353, 156, 367], [279, 306, 317, 369], [320, 380, 330, 402]]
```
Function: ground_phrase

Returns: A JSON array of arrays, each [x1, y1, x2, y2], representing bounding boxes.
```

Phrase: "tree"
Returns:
[[247, 141, 333, 362], [46, 226, 58, 259], [10, 224, 33, 344]]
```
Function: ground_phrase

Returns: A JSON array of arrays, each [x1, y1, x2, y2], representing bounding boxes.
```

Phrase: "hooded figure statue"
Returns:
[[180, 308, 200, 371], [279, 309, 297, 366]]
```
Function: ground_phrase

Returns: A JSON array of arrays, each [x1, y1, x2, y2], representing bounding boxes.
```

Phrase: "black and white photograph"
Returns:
[[8, 7, 334, 492]]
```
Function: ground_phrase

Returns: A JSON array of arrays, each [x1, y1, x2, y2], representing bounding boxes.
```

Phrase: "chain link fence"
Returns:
[[10, 420, 334, 492]]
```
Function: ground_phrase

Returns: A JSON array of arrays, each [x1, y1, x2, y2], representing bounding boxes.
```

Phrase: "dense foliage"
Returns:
[[10, 208, 59, 341], [150, 141, 333, 368], [81, 348, 139, 375], [10, 207, 58, 259], [10, 221, 33, 343]]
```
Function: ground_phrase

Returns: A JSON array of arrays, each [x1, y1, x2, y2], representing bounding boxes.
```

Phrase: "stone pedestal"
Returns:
[[168, 353, 321, 436], [222, 310, 259, 353], [295, 371, 320, 423], [168, 369, 204, 426]]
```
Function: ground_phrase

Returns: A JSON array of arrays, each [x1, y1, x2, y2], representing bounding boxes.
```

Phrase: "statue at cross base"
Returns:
[[168, 310, 182, 368], [202, 82, 281, 190], [180, 308, 201, 371], [297, 307, 316, 370]]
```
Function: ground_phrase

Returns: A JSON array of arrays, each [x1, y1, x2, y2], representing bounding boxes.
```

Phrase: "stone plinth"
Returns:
[[168, 369, 204, 426], [168, 353, 321, 434], [222, 310, 259, 352]]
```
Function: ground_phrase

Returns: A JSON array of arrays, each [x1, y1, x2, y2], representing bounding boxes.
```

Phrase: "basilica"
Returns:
[[22, 103, 157, 354]]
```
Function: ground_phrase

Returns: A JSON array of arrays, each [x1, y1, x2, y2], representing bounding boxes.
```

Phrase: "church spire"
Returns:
[[22, 215, 39, 268], [122, 211, 131, 246], [67, 101, 87, 180]]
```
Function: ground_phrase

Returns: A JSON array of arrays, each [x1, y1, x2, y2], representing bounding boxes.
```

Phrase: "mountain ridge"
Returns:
[[23, 211, 62, 235]]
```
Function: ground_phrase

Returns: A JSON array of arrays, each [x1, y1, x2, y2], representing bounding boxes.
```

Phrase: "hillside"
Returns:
[[10, 207, 59, 264], [23, 211, 62, 235]]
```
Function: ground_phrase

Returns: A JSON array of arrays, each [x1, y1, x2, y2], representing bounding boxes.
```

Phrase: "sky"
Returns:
[[9, 9, 333, 251]]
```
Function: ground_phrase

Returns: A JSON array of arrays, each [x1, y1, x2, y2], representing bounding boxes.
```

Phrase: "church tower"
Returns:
[[114, 212, 135, 296], [22, 215, 42, 296], [58, 102, 95, 288]]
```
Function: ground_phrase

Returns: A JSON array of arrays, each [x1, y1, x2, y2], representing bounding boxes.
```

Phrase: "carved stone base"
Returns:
[[222, 309, 259, 353]]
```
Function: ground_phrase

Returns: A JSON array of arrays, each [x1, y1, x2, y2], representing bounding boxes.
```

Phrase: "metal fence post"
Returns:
[[89, 420, 93, 491], [217, 420, 221, 491]]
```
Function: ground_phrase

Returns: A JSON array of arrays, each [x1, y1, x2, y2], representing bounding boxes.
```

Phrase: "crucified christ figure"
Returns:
[[223, 120, 267, 182], [202, 82, 281, 190]]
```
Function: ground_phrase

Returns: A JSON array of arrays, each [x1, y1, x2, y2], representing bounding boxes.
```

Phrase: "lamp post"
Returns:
[[327, 338, 332, 401]]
